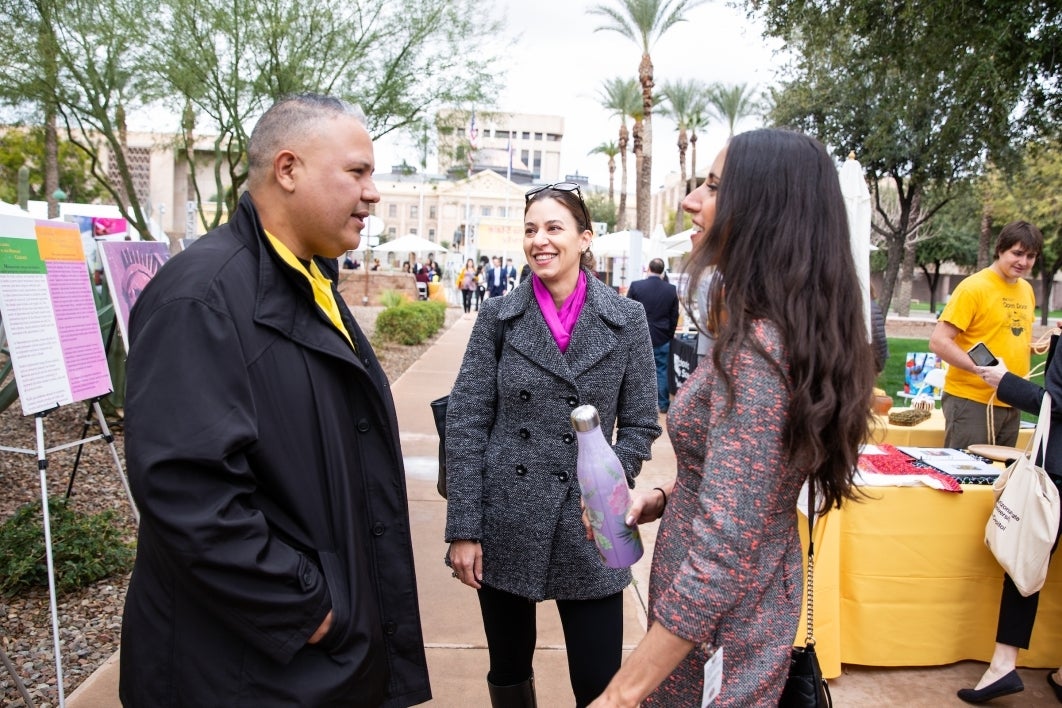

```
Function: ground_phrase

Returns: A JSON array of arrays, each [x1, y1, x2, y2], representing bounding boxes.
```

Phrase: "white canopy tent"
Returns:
[[661, 227, 695, 256], [372, 233, 448, 254], [839, 152, 873, 340], [0, 201, 28, 216], [592, 230, 651, 258]]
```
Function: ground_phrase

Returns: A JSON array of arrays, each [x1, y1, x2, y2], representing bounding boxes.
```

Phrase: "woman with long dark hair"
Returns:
[[590, 129, 876, 706]]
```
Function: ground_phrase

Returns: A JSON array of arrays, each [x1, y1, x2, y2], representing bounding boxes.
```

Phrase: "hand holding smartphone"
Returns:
[[967, 342, 999, 367]]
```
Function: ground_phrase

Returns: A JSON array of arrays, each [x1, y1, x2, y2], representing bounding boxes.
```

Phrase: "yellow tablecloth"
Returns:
[[873, 408, 1034, 448], [798, 485, 1062, 678]]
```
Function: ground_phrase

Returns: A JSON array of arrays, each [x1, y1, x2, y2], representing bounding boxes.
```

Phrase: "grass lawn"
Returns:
[[878, 336, 1047, 423]]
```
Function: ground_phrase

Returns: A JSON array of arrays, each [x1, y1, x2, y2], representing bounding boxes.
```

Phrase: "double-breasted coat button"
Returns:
[[519, 428, 530, 439], [356, 418, 371, 433], [562, 433, 574, 444], [557, 472, 569, 482], [519, 390, 531, 401], [372, 522, 385, 536], [566, 396, 578, 407], [515, 464, 527, 475], [383, 621, 397, 635]]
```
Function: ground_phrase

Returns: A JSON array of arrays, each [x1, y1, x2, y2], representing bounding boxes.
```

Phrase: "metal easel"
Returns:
[[0, 318, 138, 708]]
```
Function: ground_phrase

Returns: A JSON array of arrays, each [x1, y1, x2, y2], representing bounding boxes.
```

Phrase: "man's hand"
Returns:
[[307, 610, 333, 645]]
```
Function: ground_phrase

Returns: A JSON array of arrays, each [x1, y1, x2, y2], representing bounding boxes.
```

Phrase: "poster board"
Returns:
[[0, 214, 113, 415], [97, 240, 171, 349], [904, 351, 945, 396]]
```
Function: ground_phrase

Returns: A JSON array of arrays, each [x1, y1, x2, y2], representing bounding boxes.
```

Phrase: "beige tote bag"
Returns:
[[985, 393, 1060, 597]]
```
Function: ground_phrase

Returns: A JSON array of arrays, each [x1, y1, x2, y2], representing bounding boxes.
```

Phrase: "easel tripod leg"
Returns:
[[63, 401, 95, 500], [36, 414, 66, 708], [92, 401, 138, 523], [0, 641, 35, 706]]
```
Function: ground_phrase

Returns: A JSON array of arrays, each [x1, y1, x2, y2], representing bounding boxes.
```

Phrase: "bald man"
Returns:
[[120, 94, 430, 707]]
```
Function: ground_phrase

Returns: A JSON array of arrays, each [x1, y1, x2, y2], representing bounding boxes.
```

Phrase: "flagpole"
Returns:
[[503, 137, 512, 264], [464, 110, 477, 263]]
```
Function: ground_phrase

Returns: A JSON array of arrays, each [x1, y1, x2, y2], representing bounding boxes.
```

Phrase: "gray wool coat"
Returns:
[[444, 271, 662, 601]]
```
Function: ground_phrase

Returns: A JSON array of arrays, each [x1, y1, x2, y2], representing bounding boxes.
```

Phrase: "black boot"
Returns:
[[488, 675, 537, 708]]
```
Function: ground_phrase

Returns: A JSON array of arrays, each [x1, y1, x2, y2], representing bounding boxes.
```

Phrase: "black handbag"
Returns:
[[429, 320, 508, 499], [779, 482, 832, 707], [429, 395, 450, 497]]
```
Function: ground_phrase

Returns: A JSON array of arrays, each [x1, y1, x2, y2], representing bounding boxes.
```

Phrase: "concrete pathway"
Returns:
[[68, 311, 1059, 706]]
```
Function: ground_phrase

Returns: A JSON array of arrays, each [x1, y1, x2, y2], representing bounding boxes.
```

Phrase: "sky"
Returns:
[[375, 0, 782, 190]]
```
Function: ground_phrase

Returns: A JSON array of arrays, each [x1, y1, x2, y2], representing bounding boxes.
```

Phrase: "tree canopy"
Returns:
[[0, 0, 503, 239], [749, 0, 1062, 311]]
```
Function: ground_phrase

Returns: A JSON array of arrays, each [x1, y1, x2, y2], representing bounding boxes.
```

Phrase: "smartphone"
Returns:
[[967, 342, 999, 367]]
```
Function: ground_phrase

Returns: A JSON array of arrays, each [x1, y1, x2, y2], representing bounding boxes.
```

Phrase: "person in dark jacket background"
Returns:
[[627, 258, 680, 412], [119, 93, 431, 707], [962, 347, 1062, 703]]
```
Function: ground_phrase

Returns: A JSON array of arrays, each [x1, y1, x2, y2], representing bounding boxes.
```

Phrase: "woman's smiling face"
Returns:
[[523, 197, 592, 292], [682, 146, 726, 250]]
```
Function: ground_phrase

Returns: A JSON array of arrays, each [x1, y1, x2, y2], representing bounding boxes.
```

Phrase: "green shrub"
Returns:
[[377, 289, 408, 309], [376, 300, 446, 345], [0, 497, 135, 596]]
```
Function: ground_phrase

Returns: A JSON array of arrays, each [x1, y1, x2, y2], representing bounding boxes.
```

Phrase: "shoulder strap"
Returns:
[[805, 481, 816, 646]]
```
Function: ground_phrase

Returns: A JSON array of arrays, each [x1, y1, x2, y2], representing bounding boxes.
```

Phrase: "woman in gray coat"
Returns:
[[445, 183, 661, 707]]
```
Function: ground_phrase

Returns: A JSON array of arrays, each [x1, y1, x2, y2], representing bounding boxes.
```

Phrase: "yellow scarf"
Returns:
[[265, 231, 355, 351]]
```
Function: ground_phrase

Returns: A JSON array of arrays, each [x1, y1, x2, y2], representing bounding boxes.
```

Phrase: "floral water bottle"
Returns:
[[570, 404, 644, 568]]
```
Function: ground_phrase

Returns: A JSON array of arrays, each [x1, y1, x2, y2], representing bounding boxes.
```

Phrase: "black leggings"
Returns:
[[462, 289, 474, 312], [477, 584, 623, 707]]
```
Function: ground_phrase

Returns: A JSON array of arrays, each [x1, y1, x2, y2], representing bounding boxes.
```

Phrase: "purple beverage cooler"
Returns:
[[570, 405, 644, 568]]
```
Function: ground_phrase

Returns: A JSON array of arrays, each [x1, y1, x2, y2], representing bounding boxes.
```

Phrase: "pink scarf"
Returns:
[[531, 271, 587, 353]]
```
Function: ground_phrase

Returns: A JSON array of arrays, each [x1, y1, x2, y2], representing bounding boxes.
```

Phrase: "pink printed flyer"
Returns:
[[98, 240, 171, 349], [0, 214, 112, 415]]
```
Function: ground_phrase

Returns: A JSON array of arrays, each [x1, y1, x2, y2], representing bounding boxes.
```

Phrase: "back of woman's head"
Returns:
[[689, 128, 874, 510]]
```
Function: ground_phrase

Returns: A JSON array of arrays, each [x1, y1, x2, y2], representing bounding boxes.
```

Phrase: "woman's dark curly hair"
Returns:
[[683, 128, 875, 511]]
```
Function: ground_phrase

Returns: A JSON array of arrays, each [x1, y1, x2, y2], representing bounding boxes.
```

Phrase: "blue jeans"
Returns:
[[653, 342, 670, 412]]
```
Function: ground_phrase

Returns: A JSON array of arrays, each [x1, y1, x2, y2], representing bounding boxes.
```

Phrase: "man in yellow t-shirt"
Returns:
[[930, 221, 1043, 448]]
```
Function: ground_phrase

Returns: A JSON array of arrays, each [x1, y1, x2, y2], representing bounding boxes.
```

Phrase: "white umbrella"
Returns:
[[661, 227, 695, 256], [0, 201, 28, 216], [839, 152, 872, 341], [373, 233, 448, 254], [349, 215, 385, 252], [592, 230, 651, 258]]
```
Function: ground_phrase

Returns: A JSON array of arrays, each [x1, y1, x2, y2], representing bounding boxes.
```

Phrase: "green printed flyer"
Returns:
[[0, 237, 46, 274]]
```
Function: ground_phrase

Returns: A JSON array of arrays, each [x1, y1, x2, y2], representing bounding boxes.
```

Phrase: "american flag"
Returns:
[[467, 111, 479, 149]]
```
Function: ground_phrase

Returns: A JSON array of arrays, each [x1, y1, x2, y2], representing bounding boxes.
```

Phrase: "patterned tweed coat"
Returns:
[[444, 271, 661, 601], [646, 321, 804, 707]]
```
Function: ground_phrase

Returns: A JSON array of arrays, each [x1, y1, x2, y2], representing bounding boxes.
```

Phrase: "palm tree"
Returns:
[[706, 82, 761, 137], [589, 0, 707, 235], [588, 141, 620, 206], [596, 77, 640, 230], [658, 79, 707, 225], [686, 100, 711, 192]]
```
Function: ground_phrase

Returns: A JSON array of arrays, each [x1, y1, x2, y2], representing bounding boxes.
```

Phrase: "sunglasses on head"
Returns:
[[525, 181, 583, 201], [524, 182, 592, 229]]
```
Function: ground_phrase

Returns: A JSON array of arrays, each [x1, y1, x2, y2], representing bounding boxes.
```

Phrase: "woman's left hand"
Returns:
[[979, 361, 1009, 389]]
